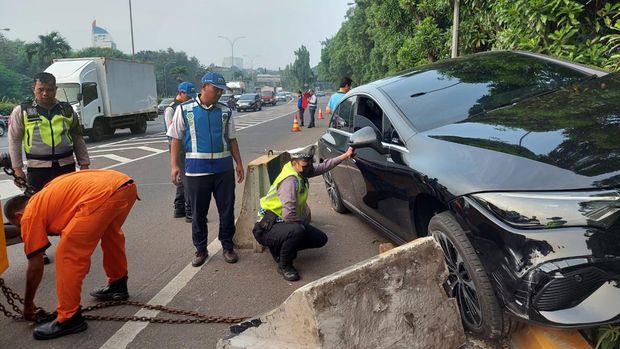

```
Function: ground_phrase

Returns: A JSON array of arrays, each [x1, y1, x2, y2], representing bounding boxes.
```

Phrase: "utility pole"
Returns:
[[451, 0, 460, 58], [129, 0, 135, 58]]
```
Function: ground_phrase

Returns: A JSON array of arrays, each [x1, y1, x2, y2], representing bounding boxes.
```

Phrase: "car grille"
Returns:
[[532, 267, 608, 311]]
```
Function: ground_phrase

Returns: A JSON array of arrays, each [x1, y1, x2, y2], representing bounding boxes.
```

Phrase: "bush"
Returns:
[[582, 325, 620, 349], [0, 97, 18, 116]]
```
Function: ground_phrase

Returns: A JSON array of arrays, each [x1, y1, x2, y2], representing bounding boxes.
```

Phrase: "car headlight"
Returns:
[[471, 190, 620, 229]]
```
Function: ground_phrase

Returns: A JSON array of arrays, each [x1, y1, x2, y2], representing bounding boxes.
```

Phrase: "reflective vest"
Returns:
[[21, 101, 75, 161], [258, 162, 308, 221], [180, 99, 233, 174]]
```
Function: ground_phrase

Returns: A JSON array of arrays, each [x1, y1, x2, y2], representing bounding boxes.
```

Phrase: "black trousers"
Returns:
[[308, 107, 316, 127], [253, 222, 328, 267], [298, 107, 305, 125], [27, 162, 75, 192], [185, 171, 236, 251], [173, 152, 191, 216]]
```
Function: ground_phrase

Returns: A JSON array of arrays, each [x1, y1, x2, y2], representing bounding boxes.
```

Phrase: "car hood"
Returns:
[[413, 73, 620, 195]]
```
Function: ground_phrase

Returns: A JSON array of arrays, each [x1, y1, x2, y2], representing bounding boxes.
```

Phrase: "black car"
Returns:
[[318, 51, 619, 338], [236, 93, 262, 112]]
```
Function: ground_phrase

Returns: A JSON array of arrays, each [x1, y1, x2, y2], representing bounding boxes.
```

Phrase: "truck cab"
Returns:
[[260, 86, 277, 106]]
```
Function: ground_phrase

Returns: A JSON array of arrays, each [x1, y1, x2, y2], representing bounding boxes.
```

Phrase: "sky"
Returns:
[[0, 0, 351, 70]]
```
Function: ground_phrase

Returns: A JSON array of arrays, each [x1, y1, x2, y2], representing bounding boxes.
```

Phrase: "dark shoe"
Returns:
[[192, 250, 208, 267], [43, 253, 51, 265], [90, 276, 129, 301], [223, 249, 238, 264], [185, 215, 192, 223], [33, 310, 88, 340], [173, 210, 186, 218], [277, 265, 300, 281]]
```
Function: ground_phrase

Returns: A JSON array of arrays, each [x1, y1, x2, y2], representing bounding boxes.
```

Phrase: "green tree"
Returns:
[[24, 31, 71, 71], [72, 47, 129, 59], [290, 45, 315, 90], [170, 65, 188, 82]]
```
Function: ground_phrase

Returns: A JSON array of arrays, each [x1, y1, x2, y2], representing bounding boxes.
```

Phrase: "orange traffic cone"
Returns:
[[292, 113, 301, 132], [318, 108, 324, 120]]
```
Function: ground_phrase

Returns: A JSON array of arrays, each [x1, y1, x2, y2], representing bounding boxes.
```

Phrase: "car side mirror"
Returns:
[[348, 126, 387, 154]]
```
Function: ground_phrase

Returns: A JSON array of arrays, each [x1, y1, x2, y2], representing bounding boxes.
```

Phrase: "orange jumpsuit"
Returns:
[[20, 169, 138, 322]]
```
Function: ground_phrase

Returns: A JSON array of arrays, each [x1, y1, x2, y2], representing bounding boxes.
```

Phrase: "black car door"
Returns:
[[320, 96, 357, 207], [348, 95, 417, 242]]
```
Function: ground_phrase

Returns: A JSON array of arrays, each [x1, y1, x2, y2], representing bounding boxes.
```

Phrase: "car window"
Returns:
[[383, 116, 403, 145], [354, 96, 383, 133], [82, 82, 98, 106], [330, 96, 355, 132], [380, 52, 592, 132]]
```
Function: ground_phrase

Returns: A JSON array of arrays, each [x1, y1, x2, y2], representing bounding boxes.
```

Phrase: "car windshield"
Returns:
[[56, 83, 80, 104], [380, 52, 594, 132], [239, 94, 255, 100]]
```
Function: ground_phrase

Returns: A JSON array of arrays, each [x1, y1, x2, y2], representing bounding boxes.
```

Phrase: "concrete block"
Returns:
[[511, 326, 593, 349], [234, 152, 290, 251], [217, 237, 465, 349]]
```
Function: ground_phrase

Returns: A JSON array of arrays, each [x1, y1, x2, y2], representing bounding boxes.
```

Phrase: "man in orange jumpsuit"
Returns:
[[3, 169, 138, 340]]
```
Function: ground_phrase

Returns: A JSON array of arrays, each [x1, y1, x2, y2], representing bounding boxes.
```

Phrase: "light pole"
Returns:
[[163, 61, 176, 97], [128, 0, 135, 58], [218, 36, 246, 69]]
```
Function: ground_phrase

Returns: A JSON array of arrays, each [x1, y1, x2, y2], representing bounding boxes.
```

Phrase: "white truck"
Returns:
[[45, 57, 158, 141]]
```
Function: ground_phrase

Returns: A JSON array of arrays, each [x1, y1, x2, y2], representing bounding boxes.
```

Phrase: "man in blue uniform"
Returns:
[[167, 72, 244, 267]]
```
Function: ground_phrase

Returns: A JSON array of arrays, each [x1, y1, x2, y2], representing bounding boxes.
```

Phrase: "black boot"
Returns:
[[33, 309, 88, 340], [277, 264, 300, 281], [90, 276, 129, 301]]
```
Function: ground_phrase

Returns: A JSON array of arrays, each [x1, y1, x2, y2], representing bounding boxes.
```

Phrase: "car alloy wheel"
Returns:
[[431, 230, 482, 328], [322, 171, 347, 213], [428, 211, 506, 338]]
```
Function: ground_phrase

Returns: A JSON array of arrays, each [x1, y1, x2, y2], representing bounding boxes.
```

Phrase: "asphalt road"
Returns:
[[0, 97, 392, 349]]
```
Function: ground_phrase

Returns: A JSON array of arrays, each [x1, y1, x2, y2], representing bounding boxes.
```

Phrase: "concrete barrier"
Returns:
[[511, 325, 593, 349], [234, 151, 290, 251], [217, 237, 466, 349]]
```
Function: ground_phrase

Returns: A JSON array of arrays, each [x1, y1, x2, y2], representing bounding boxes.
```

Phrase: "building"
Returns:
[[223, 57, 244, 69], [256, 74, 281, 85], [91, 20, 117, 49]]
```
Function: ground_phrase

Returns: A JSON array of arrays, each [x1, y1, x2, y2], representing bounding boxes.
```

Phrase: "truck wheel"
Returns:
[[90, 118, 107, 142], [130, 115, 147, 134]]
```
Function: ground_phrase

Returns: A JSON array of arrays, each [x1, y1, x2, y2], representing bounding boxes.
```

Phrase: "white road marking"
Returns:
[[0, 179, 25, 199], [90, 154, 132, 163], [100, 241, 223, 349]]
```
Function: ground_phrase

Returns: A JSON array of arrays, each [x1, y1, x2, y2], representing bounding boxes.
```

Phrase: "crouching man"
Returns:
[[4, 169, 138, 340], [253, 145, 354, 281]]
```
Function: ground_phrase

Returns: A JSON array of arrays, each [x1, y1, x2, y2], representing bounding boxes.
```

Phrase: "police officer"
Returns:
[[168, 72, 244, 267], [164, 82, 197, 222], [252, 144, 354, 281], [8, 72, 90, 264]]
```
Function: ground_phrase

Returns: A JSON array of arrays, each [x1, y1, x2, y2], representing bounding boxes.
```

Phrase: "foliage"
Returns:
[[583, 325, 620, 349], [320, 0, 620, 88], [24, 32, 71, 72], [283, 45, 315, 91], [72, 47, 129, 59]]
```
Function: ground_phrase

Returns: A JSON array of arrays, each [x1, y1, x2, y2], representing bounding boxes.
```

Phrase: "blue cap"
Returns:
[[200, 71, 227, 90], [177, 82, 197, 98]]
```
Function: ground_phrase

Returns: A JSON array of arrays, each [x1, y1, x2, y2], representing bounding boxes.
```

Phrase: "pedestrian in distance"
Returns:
[[4, 169, 139, 340], [252, 144, 355, 281], [297, 90, 305, 126], [307, 89, 317, 128], [325, 76, 353, 115], [227, 95, 236, 111], [8, 72, 91, 265], [168, 71, 245, 267], [164, 82, 197, 223]]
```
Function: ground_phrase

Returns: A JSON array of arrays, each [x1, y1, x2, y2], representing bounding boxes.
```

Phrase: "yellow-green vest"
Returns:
[[258, 162, 308, 221], [21, 102, 75, 161]]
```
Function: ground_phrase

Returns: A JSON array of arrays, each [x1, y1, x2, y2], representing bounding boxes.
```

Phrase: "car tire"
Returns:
[[130, 115, 147, 134], [322, 171, 347, 213], [428, 211, 508, 339], [90, 118, 107, 142], [0, 124, 5, 137]]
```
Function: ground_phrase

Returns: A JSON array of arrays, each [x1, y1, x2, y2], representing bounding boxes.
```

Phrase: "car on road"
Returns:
[[315, 90, 326, 97], [276, 92, 288, 102], [0, 115, 7, 137], [318, 51, 619, 338], [236, 93, 262, 112], [157, 98, 175, 114]]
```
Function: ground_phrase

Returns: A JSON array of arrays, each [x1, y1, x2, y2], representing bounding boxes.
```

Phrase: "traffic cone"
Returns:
[[292, 113, 301, 132], [318, 108, 324, 120]]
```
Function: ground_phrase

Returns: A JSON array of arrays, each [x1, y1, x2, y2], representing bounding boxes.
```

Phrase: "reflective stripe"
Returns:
[[186, 151, 231, 159]]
